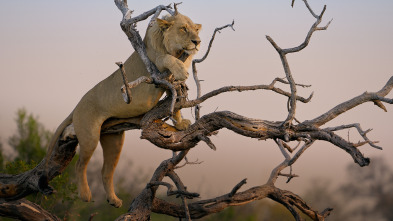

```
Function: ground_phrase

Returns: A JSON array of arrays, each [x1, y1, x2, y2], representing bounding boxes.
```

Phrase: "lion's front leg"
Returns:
[[155, 55, 190, 130], [155, 55, 189, 81], [173, 110, 191, 131]]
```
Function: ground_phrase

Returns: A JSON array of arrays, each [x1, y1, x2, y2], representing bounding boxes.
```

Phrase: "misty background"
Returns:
[[0, 0, 392, 217]]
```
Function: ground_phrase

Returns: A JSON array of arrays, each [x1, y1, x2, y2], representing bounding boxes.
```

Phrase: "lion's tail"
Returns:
[[44, 110, 74, 165]]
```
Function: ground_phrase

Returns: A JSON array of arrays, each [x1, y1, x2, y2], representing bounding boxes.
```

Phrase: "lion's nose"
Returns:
[[192, 40, 201, 46]]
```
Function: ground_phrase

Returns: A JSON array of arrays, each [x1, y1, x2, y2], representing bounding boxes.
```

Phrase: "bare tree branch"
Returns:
[[182, 77, 314, 109], [0, 199, 61, 221], [304, 76, 393, 127], [167, 171, 193, 221], [151, 184, 331, 220], [116, 62, 133, 104], [192, 21, 235, 119], [147, 181, 199, 199], [175, 156, 204, 169], [324, 123, 381, 149], [266, 0, 331, 127]]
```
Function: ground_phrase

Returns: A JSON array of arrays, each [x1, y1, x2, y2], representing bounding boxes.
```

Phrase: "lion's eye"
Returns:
[[181, 27, 188, 33]]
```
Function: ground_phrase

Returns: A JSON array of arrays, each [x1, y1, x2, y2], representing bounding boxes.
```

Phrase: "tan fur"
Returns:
[[45, 13, 201, 208]]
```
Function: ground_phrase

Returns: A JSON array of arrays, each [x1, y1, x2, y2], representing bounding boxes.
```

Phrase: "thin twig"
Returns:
[[192, 21, 235, 120], [278, 172, 299, 183], [167, 171, 196, 221], [175, 157, 203, 169], [324, 123, 382, 149]]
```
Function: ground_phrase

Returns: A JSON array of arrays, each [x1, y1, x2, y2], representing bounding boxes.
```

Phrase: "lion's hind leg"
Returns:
[[73, 110, 105, 203], [100, 131, 124, 208]]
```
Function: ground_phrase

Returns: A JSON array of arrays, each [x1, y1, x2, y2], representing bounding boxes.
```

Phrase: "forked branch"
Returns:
[[266, 0, 332, 127]]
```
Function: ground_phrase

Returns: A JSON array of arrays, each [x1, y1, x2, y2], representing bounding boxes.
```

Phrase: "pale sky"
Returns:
[[1, 0, 393, 199]]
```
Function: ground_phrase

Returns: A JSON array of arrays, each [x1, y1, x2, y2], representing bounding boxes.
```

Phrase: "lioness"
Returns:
[[46, 12, 201, 207]]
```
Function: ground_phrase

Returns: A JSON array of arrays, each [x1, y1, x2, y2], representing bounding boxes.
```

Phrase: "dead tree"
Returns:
[[0, 0, 392, 220]]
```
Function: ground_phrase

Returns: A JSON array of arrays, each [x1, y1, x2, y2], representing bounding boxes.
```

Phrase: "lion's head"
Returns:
[[147, 13, 202, 58]]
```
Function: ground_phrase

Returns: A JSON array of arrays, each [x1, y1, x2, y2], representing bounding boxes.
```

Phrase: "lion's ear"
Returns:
[[156, 18, 174, 31], [195, 24, 202, 31]]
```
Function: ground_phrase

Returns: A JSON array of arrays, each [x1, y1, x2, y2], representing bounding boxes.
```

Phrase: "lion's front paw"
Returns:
[[171, 60, 189, 81], [175, 119, 191, 131]]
